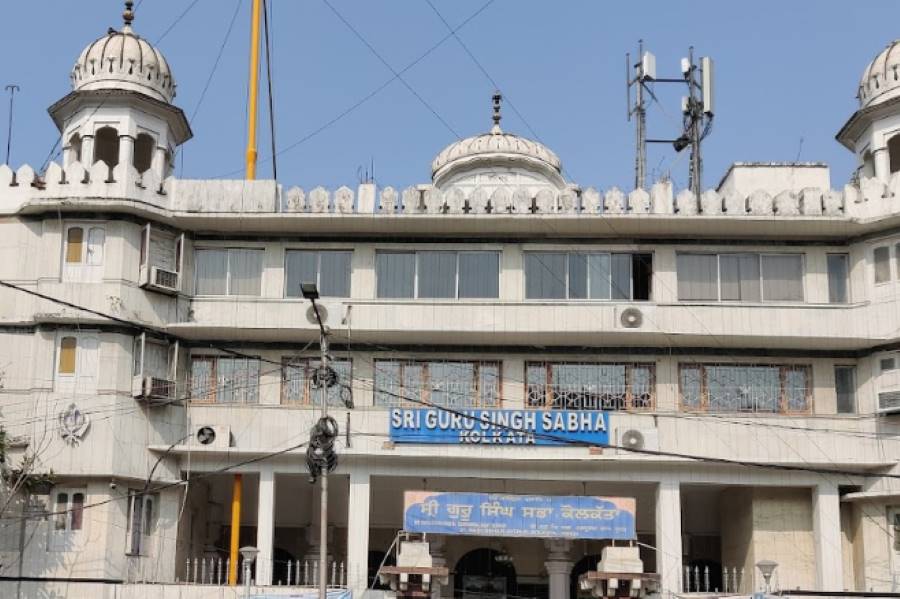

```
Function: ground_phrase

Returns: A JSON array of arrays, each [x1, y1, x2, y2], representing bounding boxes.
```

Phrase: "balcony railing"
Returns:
[[182, 556, 347, 587], [526, 384, 653, 411], [375, 382, 500, 409]]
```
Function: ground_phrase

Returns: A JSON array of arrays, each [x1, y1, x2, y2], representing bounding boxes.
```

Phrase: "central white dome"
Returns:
[[70, 3, 175, 103], [431, 93, 564, 190]]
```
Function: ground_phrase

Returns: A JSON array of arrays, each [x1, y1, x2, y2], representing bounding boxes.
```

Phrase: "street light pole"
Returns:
[[302, 282, 329, 599]]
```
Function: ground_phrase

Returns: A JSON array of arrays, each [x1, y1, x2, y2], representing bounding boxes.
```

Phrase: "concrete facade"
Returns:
[[2, 6, 900, 599]]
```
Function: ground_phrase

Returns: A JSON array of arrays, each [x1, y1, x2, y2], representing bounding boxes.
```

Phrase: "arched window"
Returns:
[[68, 133, 83, 163], [889, 134, 900, 175], [94, 126, 120, 167], [861, 150, 875, 179], [133, 133, 154, 173]]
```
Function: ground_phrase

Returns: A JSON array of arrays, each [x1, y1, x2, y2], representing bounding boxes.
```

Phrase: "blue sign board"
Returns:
[[389, 408, 609, 446], [404, 491, 636, 540]]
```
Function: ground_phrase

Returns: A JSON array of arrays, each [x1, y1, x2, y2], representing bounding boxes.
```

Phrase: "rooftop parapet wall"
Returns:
[[4, 160, 900, 223]]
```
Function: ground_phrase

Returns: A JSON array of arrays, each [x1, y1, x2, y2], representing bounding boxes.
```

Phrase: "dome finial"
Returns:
[[123, 1, 135, 29], [491, 90, 502, 134]]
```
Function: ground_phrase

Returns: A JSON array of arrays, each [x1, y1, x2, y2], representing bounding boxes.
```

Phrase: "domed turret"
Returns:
[[71, 1, 175, 103], [431, 92, 565, 192], [858, 40, 900, 109], [837, 40, 900, 182], [47, 2, 191, 179]]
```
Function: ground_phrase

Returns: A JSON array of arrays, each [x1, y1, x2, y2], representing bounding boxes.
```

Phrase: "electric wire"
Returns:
[[209, 0, 496, 179]]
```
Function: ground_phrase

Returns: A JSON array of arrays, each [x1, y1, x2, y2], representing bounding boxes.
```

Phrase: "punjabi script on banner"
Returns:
[[403, 491, 636, 540]]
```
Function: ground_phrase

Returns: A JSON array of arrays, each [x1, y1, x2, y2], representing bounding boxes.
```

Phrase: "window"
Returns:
[[827, 254, 850, 303], [875, 246, 892, 284], [525, 362, 654, 410], [882, 357, 897, 372], [190, 356, 260, 403], [194, 248, 263, 296], [126, 491, 157, 555], [374, 360, 500, 408], [678, 363, 811, 413], [68, 133, 83, 163], [282, 358, 352, 406], [890, 134, 900, 175], [677, 254, 718, 300], [58, 337, 77, 375], [834, 366, 856, 414], [524, 252, 652, 300], [375, 251, 500, 299], [63, 225, 106, 274], [285, 250, 351, 298], [133, 133, 154, 174], [53, 489, 86, 532], [677, 253, 804, 301], [94, 126, 119, 167], [65, 227, 83, 263], [56, 334, 99, 393]]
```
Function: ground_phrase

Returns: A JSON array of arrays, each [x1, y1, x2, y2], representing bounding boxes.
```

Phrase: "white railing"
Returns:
[[683, 565, 746, 594], [182, 557, 347, 587]]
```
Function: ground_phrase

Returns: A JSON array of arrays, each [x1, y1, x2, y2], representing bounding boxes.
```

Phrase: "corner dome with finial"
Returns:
[[858, 40, 900, 109], [71, 1, 176, 103], [431, 91, 564, 190]]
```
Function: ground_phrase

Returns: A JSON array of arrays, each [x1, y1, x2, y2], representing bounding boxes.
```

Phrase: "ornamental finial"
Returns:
[[123, 1, 135, 28], [491, 90, 502, 134]]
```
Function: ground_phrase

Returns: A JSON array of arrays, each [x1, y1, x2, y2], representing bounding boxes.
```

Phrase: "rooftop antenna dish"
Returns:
[[626, 42, 715, 198]]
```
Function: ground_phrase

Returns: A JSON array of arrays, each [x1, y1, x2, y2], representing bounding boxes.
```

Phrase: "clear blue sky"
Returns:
[[1, 1, 896, 191]]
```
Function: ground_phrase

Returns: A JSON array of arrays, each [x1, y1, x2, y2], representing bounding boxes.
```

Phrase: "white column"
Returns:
[[874, 146, 890, 182], [347, 469, 371, 595], [813, 482, 843, 591], [656, 479, 683, 596], [81, 135, 95, 166], [544, 539, 573, 599], [256, 467, 276, 586], [118, 134, 135, 172], [151, 145, 167, 179]]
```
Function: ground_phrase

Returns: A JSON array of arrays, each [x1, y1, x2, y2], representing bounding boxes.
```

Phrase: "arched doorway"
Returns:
[[455, 548, 516, 599], [94, 126, 120, 167], [570, 554, 601, 599], [889, 134, 900, 175]]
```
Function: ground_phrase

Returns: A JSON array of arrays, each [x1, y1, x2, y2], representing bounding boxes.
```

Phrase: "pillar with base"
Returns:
[[812, 481, 843, 591], [655, 479, 683, 595], [347, 469, 371, 594], [544, 539, 573, 599], [256, 467, 276, 586]]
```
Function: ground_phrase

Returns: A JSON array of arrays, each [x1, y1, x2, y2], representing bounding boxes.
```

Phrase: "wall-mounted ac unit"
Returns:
[[138, 224, 183, 295], [191, 425, 232, 449], [131, 374, 176, 404], [619, 307, 644, 329], [878, 391, 900, 415], [305, 301, 345, 328], [139, 265, 179, 294], [615, 427, 659, 455]]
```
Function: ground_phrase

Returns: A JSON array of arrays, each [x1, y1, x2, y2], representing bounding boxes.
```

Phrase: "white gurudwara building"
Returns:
[[2, 4, 900, 599]]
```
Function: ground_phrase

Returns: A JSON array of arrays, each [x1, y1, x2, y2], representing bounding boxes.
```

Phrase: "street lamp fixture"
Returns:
[[756, 559, 778, 593], [301, 281, 320, 300], [240, 545, 260, 595]]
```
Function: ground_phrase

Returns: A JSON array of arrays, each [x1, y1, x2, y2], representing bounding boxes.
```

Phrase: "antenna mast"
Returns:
[[627, 42, 714, 197], [4, 84, 19, 165], [627, 41, 652, 189]]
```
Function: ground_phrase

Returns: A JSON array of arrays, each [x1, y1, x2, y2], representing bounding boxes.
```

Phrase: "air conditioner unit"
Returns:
[[143, 376, 175, 402], [191, 425, 232, 449], [615, 428, 659, 455], [139, 264, 180, 294], [131, 374, 175, 404], [306, 301, 344, 327], [877, 391, 900, 415], [619, 307, 643, 329]]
